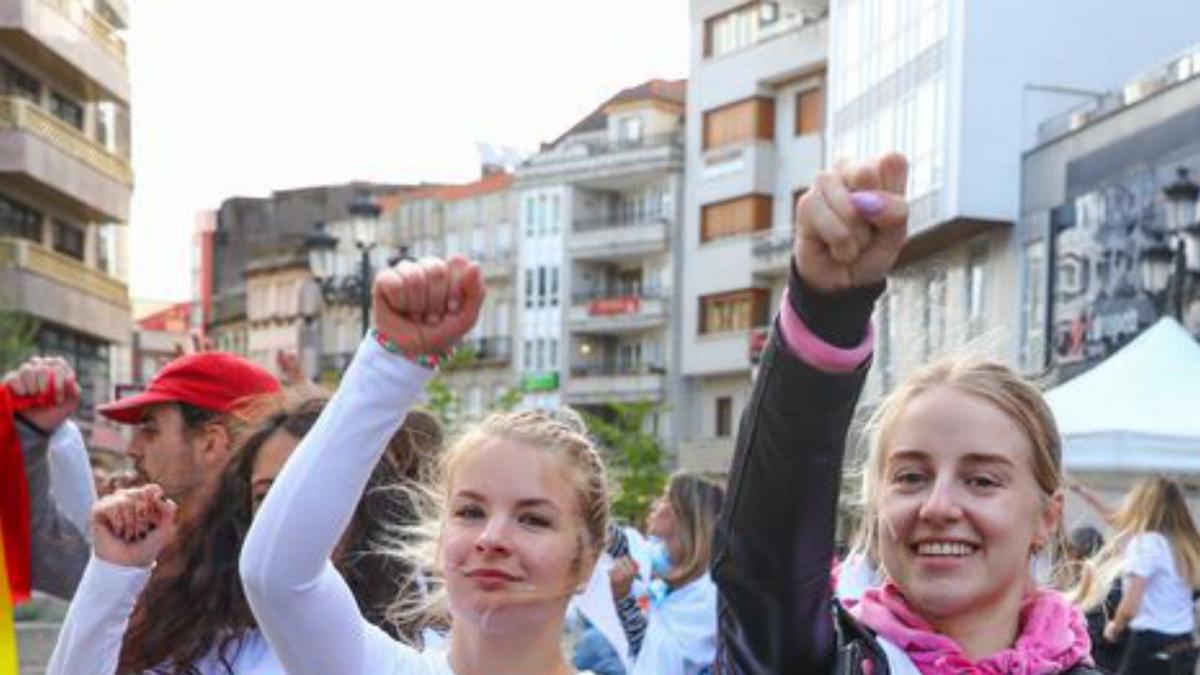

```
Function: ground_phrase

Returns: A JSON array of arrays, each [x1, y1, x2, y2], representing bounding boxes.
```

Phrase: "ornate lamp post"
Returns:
[[1158, 167, 1200, 320]]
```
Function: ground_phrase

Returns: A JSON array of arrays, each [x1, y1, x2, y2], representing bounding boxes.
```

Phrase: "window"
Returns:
[[523, 339, 534, 371], [0, 58, 40, 103], [715, 396, 733, 437], [535, 338, 546, 370], [537, 196, 548, 235], [618, 116, 643, 144], [471, 224, 485, 258], [50, 92, 84, 131], [524, 269, 535, 308], [704, 2, 765, 58], [549, 196, 560, 233], [96, 224, 114, 274], [699, 289, 769, 334], [701, 194, 772, 242], [53, 220, 85, 260], [549, 266, 560, 306], [496, 223, 513, 257], [537, 267, 547, 307], [495, 301, 511, 336], [795, 87, 824, 136], [548, 338, 558, 369], [0, 194, 43, 242], [524, 198, 535, 236], [966, 242, 988, 337], [703, 98, 774, 150], [1022, 240, 1047, 371]]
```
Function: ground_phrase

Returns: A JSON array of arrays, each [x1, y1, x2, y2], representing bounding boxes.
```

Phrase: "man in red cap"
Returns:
[[4, 351, 280, 599]]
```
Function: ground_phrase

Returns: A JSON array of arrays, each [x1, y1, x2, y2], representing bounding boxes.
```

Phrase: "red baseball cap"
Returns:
[[98, 352, 281, 424]]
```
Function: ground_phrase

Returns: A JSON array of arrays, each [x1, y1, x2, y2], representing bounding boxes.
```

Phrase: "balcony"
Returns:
[[567, 215, 669, 261], [0, 96, 132, 221], [564, 364, 666, 405], [0, 236, 130, 344], [457, 336, 512, 365], [520, 131, 684, 190], [480, 253, 515, 282], [0, 0, 130, 102], [567, 289, 668, 333], [750, 229, 792, 278]]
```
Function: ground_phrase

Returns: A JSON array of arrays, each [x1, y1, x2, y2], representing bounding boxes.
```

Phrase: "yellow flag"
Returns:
[[0, 518, 18, 675]]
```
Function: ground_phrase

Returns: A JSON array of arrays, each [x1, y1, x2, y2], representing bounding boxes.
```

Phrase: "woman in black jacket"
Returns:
[[712, 153, 1101, 675]]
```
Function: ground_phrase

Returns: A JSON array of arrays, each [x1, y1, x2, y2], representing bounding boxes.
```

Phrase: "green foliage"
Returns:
[[424, 344, 480, 433], [582, 401, 669, 526], [0, 310, 39, 372]]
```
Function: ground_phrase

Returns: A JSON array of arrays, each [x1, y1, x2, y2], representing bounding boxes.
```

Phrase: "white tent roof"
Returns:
[[1046, 317, 1200, 474]]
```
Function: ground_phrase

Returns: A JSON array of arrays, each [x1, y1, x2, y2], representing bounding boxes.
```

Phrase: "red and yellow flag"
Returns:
[[0, 518, 18, 675]]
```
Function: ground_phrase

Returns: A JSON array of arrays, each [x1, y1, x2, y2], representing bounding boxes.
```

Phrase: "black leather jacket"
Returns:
[[709, 326, 1105, 675]]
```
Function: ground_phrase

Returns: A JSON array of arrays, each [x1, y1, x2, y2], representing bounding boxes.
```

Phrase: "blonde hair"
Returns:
[[858, 355, 1064, 578], [1071, 476, 1200, 609], [662, 472, 725, 587], [388, 408, 610, 636]]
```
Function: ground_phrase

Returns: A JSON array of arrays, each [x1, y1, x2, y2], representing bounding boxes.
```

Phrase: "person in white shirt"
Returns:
[[1072, 476, 1200, 675], [240, 254, 610, 675], [47, 395, 444, 675]]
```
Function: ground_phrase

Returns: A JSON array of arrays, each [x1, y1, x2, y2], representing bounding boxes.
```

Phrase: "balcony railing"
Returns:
[[0, 96, 133, 185], [0, 236, 128, 307], [42, 0, 127, 58], [573, 213, 669, 232], [570, 362, 667, 378], [571, 287, 665, 304], [457, 336, 512, 364]]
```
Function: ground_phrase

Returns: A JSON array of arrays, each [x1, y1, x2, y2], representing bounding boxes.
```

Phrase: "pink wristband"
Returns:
[[777, 288, 874, 373]]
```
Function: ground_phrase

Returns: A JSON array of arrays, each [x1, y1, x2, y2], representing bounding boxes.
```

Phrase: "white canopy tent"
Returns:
[[1046, 317, 1200, 474]]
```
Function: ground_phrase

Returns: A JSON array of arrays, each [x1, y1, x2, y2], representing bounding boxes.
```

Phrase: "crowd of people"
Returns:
[[5, 151, 1200, 674]]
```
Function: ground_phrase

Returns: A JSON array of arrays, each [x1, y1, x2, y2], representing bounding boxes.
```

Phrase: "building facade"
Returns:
[[0, 0, 133, 423], [680, 0, 828, 473], [517, 80, 686, 447], [826, 0, 1200, 402]]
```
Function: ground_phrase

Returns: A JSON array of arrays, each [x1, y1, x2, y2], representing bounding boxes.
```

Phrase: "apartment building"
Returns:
[[680, 0, 829, 473], [826, 0, 1200, 398], [0, 0, 133, 420], [516, 80, 686, 446], [381, 171, 519, 419]]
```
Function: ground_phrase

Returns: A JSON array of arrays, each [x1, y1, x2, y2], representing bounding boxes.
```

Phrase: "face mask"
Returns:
[[648, 536, 674, 578]]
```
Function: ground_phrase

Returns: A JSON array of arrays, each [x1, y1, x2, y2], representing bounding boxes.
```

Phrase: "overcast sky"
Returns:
[[127, 0, 690, 302]]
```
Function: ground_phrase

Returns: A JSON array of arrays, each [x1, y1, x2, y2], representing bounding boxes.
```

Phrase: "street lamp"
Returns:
[[1158, 166, 1200, 320], [304, 192, 384, 337]]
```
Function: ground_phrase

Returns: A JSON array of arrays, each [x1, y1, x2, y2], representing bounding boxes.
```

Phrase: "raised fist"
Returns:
[[91, 484, 177, 568], [3, 356, 79, 432], [793, 153, 909, 292], [371, 255, 486, 359]]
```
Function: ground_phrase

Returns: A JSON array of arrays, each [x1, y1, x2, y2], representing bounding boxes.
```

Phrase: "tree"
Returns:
[[583, 401, 669, 526], [0, 309, 39, 372]]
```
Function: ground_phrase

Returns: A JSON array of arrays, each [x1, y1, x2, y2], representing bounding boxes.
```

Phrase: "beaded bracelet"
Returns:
[[370, 328, 446, 369]]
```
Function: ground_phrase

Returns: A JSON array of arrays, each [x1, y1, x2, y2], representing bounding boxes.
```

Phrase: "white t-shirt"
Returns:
[[1124, 531, 1196, 634], [46, 557, 281, 675]]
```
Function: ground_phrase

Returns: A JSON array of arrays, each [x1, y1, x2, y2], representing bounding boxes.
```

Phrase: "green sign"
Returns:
[[521, 371, 560, 392]]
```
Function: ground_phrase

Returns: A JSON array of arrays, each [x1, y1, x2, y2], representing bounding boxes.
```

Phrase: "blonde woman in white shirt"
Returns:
[[1072, 476, 1200, 675], [240, 255, 608, 675]]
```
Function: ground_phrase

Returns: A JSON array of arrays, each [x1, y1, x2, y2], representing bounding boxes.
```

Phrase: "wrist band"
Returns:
[[778, 288, 874, 373], [370, 328, 447, 369]]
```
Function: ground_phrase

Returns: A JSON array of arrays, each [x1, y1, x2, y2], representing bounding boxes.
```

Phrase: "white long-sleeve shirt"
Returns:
[[46, 557, 278, 675], [239, 338, 454, 675]]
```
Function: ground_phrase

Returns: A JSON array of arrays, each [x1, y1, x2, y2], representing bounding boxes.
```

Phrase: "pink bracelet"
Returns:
[[777, 289, 874, 373]]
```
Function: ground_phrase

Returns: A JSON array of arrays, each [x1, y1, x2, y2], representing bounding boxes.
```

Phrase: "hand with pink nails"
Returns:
[[371, 255, 487, 359], [793, 153, 910, 292]]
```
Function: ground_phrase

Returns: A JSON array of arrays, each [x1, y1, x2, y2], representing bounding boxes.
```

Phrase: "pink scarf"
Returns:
[[850, 582, 1093, 674]]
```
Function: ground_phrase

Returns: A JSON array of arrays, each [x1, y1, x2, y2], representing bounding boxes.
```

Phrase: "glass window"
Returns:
[[715, 396, 733, 437], [524, 269, 534, 308], [966, 242, 988, 337], [50, 92, 84, 131], [549, 266, 560, 307], [0, 193, 43, 243], [0, 58, 40, 103], [537, 267, 547, 307], [1022, 240, 1047, 371], [923, 270, 946, 359], [53, 220, 85, 260]]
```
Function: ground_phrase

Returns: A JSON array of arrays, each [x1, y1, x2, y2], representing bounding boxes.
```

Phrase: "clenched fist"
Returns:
[[794, 153, 909, 292], [92, 484, 177, 568], [372, 255, 486, 359]]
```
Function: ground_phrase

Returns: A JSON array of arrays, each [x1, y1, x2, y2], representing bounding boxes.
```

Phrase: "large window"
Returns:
[[0, 194, 43, 243], [715, 396, 733, 437], [38, 325, 110, 422], [699, 288, 769, 334], [0, 58, 40, 103], [50, 91, 84, 131], [701, 194, 772, 242], [705, 2, 782, 58], [795, 87, 825, 136], [703, 97, 774, 150], [53, 220, 85, 260]]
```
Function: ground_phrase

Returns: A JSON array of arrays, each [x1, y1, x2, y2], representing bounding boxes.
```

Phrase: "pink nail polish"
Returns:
[[850, 191, 885, 216]]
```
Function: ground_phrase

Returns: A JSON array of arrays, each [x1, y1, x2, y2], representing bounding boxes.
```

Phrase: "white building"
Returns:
[[516, 80, 687, 443], [680, 0, 829, 474], [826, 0, 1200, 396]]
